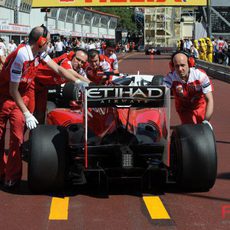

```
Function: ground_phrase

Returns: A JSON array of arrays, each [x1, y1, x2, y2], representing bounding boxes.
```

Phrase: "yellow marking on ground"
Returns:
[[49, 197, 69, 220], [143, 196, 170, 220]]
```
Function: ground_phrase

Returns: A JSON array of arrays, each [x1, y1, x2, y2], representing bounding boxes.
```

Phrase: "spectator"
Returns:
[[46, 42, 55, 58], [183, 39, 193, 53], [54, 38, 65, 57], [212, 38, 218, 63], [179, 39, 184, 51], [225, 40, 230, 66], [7, 39, 17, 54], [216, 36, 228, 64], [20, 36, 28, 44], [205, 37, 213, 63], [190, 45, 199, 59]]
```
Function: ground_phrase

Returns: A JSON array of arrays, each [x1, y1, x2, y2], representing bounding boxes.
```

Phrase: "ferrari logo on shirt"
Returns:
[[176, 85, 184, 97]]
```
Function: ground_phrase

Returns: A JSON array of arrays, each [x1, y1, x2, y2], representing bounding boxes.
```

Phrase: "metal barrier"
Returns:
[[196, 60, 230, 83]]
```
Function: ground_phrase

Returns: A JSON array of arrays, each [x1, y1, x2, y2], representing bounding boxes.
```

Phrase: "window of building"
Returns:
[[93, 16, 100, 27], [58, 8, 67, 21], [84, 13, 92, 25], [4, 0, 17, 10], [101, 17, 108, 28], [19, 0, 32, 13], [50, 8, 58, 19], [76, 12, 84, 24], [66, 8, 76, 23], [109, 20, 117, 29]]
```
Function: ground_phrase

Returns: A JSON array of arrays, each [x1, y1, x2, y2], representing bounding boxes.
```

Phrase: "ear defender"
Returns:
[[169, 51, 196, 70], [37, 24, 48, 48], [188, 56, 195, 67]]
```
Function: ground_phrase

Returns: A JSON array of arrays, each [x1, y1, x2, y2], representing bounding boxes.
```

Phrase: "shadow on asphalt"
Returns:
[[217, 172, 230, 180], [216, 140, 230, 144], [0, 175, 170, 198], [2, 176, 220, 199]]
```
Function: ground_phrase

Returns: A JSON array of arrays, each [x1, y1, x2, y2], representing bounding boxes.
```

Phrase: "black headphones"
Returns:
[[169, 50, 195, 71]]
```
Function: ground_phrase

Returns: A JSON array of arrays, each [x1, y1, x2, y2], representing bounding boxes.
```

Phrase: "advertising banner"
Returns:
[[32, 0, 207, 7]]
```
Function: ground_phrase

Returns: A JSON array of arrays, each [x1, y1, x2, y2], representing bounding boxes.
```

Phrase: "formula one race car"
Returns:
[[27, 73, 217, 193], [145, 46, 161, 55]]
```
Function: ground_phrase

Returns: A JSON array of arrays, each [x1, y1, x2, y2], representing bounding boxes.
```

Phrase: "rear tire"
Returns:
[[171, 123, 217, 191], [28, 125, 68, 193]]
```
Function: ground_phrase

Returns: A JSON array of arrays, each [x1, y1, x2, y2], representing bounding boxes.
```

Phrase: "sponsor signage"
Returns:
[[0, 24, 30, 34], [32, 0, 207, 7], [86, 86, 165, 108]]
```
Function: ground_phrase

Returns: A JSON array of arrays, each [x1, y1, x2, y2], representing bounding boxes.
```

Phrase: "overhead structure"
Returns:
[[32, 0, 207, 7], [144, 7, 177, 47], [203, 0, 230, 37]]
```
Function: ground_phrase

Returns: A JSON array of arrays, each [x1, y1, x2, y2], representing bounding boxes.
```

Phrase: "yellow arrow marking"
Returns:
[[143, 196, 170, 219], [49, 197, 69, 220]]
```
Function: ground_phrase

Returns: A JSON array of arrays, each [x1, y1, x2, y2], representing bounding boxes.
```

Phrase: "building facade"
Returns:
[[0, 1, 118, 44], [143, 7, 196, 48]]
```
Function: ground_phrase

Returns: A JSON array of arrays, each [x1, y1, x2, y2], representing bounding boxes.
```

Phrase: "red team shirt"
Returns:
[[35, 51, 75, 86], [108, 53, 118, 71], [164, 68, 213, 123], [86, 54, 112, 84], [0, 44, 38, 99]]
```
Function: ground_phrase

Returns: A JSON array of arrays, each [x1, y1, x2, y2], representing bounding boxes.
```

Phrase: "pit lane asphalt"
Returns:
[[0, 52, 229, 230]]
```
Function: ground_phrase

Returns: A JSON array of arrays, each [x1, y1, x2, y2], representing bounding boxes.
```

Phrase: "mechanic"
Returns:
[[104, 42, 119, 74], [0, 37, 7, 71], [0, 25, 83, 189], [31, 49, 90, 123], [86, 49, 112, 84], [164, 51, 214, 124]]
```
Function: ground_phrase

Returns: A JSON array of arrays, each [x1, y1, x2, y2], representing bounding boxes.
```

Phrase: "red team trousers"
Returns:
[[0, 96, 29, 181]]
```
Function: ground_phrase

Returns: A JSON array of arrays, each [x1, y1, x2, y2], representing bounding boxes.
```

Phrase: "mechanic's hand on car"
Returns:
[[75, 79, 89, 91], [23, 111, 39, 130], [202, 120, 213, 130]]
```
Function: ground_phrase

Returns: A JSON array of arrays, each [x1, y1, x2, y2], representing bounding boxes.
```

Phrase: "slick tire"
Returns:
[[171, 123, 217, 191], [28, 125, 68, 193]]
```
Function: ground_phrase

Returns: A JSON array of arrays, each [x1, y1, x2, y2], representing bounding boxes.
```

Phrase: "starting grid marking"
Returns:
[[48, 196, 170, 221], [143, 196, 170, 219], [49, 197, 69, 220]]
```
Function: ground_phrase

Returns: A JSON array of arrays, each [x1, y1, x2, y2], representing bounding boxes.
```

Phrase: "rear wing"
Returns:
[[85, 85, 167, 108], [83, 85, 171, 168]]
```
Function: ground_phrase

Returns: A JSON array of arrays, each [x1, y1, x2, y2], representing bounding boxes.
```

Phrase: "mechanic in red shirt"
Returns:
[[101, 41, 107, 54], [0, 25, 81, 189], [164, 51, 214, 125], [31, 49, 90, 123], [104, 42, 119, 74], [86, 49, 112, 84]]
